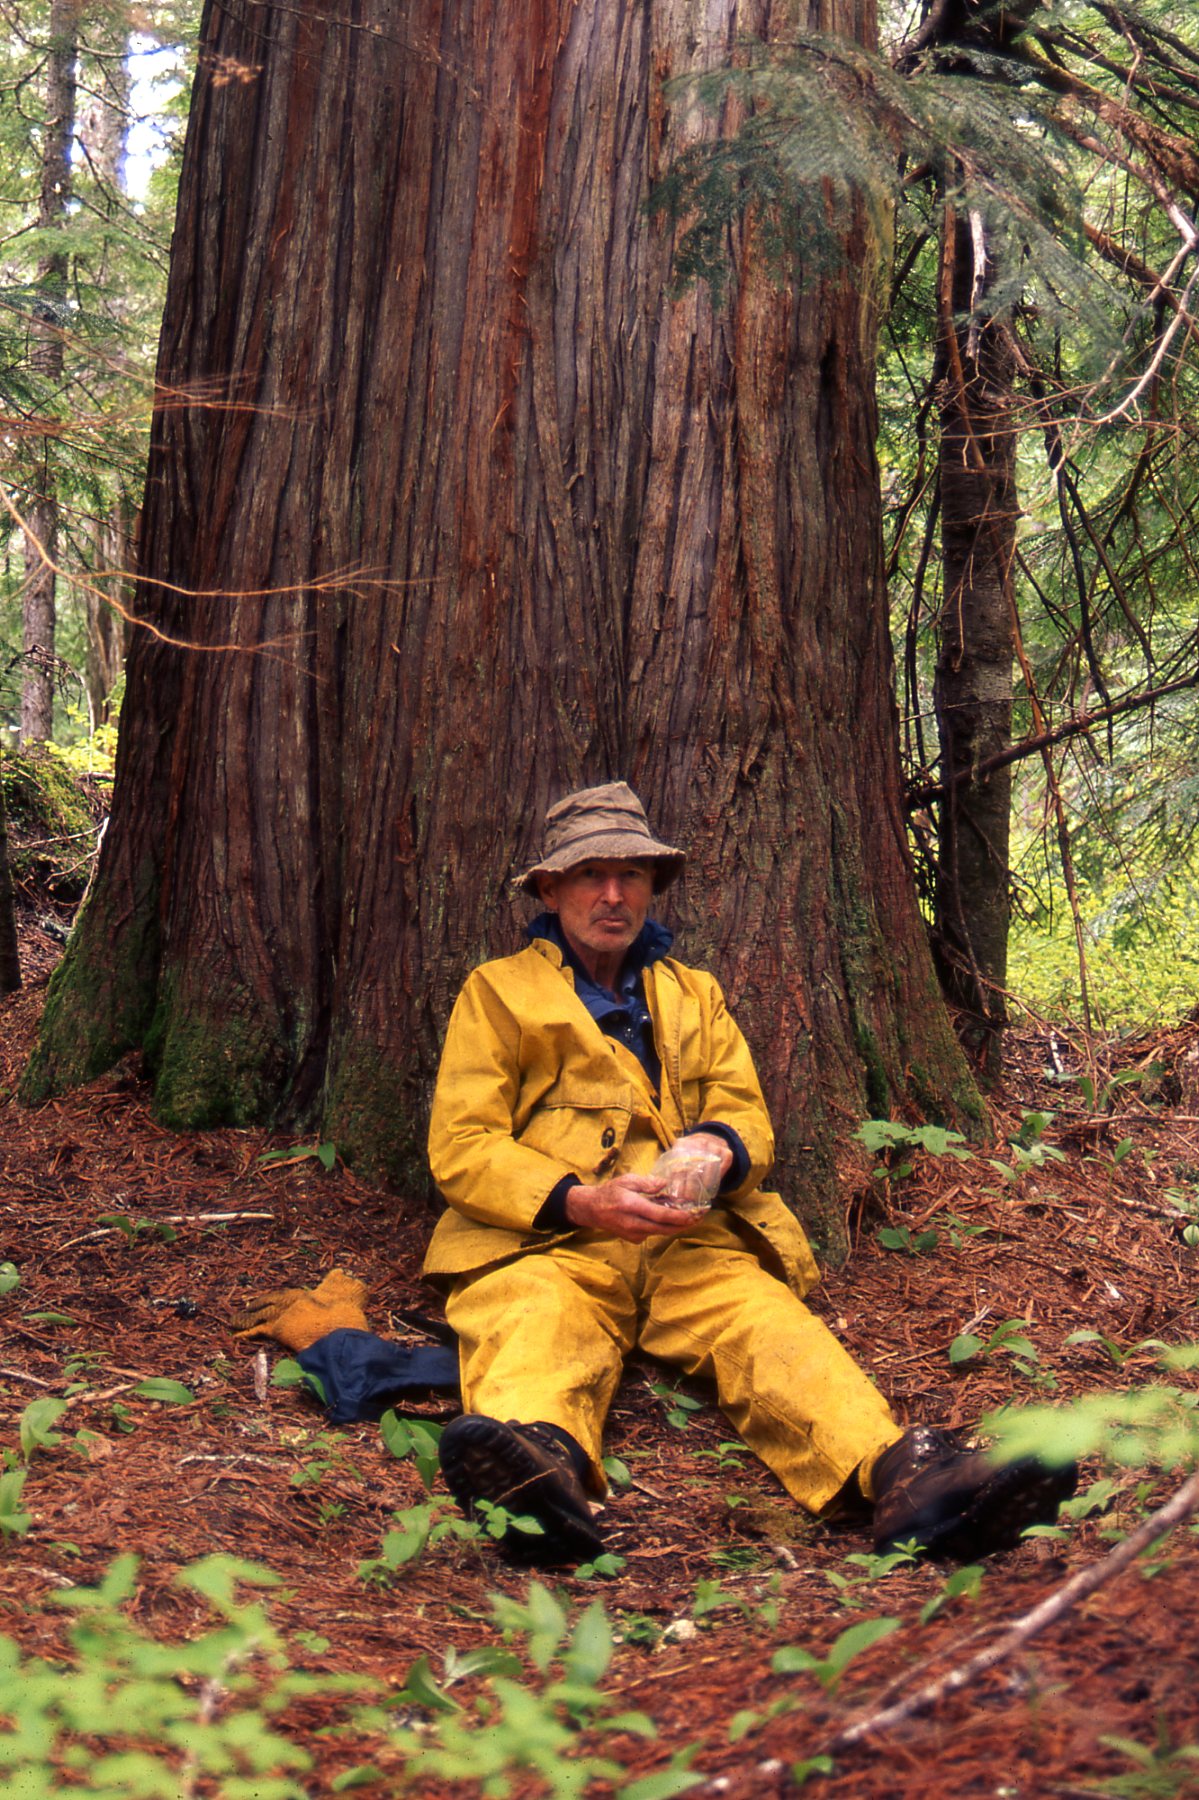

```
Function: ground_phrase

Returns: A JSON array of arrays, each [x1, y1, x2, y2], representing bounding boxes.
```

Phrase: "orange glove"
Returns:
[[231, 1267, 369, 1350]]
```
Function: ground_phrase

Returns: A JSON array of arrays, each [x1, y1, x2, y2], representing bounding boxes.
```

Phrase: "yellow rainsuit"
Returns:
[[425, 936, 901, 1510]]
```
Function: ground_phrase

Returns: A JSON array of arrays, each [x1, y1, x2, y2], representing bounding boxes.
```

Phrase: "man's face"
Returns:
[[537, 858, 655, 973]]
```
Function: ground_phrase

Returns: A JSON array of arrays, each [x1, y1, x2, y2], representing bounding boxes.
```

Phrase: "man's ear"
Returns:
[[536, 873, 559, 910]]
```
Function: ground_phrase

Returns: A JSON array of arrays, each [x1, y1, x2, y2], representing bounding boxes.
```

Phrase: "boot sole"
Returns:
[[439, 1416, 605, 1560]]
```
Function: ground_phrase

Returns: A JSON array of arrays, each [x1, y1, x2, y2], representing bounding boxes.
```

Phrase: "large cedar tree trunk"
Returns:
[[932, 208, 1017, 1077], [26, 0, 977, 1223]]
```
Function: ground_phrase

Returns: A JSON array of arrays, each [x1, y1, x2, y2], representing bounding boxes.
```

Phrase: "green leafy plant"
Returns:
[[19, 1396, 66, 1462], [132, 1378, 195, 1405], [1075, 1063, 1166, 1114], [876, 1224, 939, 1256], [0, 1553, 372, 1798], [822, 1545, 918, 1609], [615, 1611, 662, 1648], [950, 1316, 1038, 1367], [256, 1141, 338, 1171], [649, 1380, 704, 1430], [918, 1563, 984, 1625], [270, 1357, 327, 1407], [96, 1212, 178, 1245], [288, 1430, 361, 1490], [575, 1552, 628, 1580], [694, 1440, 746, 1470], [993, 1382, 1199, 1472], [772, 1616, 902, 1694], [0, 1469, 31, 1538], [0, 1261, 19, 1295], [1065, 1330, 1170, 1370], [853, 1120, 973, 1183], [393, 1643, 524, 1712], [1095, 1726, 1199, 1797], [379, 1409, 443, 1491], [357, 1497, 545, 1582], [382, 1582, 701, 1798]]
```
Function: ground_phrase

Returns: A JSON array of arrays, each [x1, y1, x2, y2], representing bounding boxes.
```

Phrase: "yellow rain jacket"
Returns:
[[424, 935, 820, 1296]]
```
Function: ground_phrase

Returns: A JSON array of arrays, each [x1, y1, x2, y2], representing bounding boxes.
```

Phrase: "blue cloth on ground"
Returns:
[[297, 1328, 460, 1424]]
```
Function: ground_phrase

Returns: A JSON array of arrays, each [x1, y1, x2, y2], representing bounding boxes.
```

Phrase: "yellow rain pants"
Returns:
[[447, 1207, 903, 1513]]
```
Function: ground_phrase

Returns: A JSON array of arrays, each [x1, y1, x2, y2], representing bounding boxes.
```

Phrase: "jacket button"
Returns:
[[601, 1127, 616, 1148]]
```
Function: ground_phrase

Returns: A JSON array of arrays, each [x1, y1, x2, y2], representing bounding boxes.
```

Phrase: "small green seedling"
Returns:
[[919, 1564, 984, 1624], [941, 1212, 990, 1247], [950, 1317, 1038, 1366], [822, 1544, 917, 1603], [256, 1141, 338, 1171], [650, 1380, 704, 1429], [772, 1616, 902, 1694], [695, 1440, 746, 1470], [133, 1378, 195, 1404], [1076, 1062, 1165, 1112], [379, 1409, 443, 1491], [0, 1262, 19, 1296], [876, 1225, 939, 1256], [96, 1213, 178, 1245], [19, 1397, 66, 1463], [1097, 1726, 1199, 1797], [575, 1552, 627, 1580], [394, 1643, 525, 1713], [1065, 1330, 1169, 1369], [792, 1756, 836, 1788], [0, 1470, 31, 1538], [289, 1430, 361, 1489]]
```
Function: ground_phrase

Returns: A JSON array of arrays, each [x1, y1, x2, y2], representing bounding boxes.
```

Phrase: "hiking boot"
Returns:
[[438, 1414, 605, 1561], [871, 1425, 1077, 1559]]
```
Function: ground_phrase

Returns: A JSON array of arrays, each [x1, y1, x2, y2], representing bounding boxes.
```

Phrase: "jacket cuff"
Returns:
[[533, 1174, 581, 1232], [684, 1122, 750, 1195]]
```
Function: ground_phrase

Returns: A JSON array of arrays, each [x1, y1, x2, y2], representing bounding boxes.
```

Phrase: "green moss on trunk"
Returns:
[[142, 970, 290, 1129], [321, 1042, 429, 1196], [20, 851, 161, 1103]]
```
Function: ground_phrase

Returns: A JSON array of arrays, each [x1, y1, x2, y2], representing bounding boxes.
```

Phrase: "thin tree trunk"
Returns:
[[26, 0, 977, 1229], [0, 768, 20, 994], [21, 0, 77, 745], [79, 15, 133, 727], [932, 206, 1017, 1078]]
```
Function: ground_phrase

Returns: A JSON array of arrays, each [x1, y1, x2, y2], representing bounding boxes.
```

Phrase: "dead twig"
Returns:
[[828, 1465, 1199, 1751]]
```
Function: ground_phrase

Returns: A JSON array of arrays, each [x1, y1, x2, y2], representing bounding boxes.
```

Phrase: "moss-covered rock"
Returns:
[[0, 748, 105, 901]]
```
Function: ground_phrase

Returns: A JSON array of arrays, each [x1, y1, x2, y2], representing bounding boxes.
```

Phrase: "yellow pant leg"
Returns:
[[446, 1238, 640, 1491], [639, 1218, 903, 1513]]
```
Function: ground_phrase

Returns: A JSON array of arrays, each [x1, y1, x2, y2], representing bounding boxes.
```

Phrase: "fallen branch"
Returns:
[[829, 1466, 1199, 1751]]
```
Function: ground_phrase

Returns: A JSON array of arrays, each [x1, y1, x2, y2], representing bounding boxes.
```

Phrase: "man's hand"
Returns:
[[680, 1131, 734, 1184], [565, 1175, 694, 1242]]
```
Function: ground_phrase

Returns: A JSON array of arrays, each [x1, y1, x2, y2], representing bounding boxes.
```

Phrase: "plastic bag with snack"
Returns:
[[648, 1140, 724, 1217]]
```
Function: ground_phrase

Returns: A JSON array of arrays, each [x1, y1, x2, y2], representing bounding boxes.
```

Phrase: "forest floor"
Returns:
[[3, 902, 1199, 1798]]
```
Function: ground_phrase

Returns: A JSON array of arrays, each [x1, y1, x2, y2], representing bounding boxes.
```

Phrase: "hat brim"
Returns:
[[515, 829, 685, 895]]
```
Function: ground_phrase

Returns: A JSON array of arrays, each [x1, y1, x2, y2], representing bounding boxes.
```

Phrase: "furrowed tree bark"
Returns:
[[931, 206, 1017, 1078], [25, 0, 977, 1230], [21, 0, 77, 745]]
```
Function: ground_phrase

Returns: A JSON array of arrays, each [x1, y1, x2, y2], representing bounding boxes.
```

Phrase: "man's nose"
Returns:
[[598, 876, 624, 904]]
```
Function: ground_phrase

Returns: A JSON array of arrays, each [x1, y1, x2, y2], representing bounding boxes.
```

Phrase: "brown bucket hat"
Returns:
[[515, 781, 685, 894]]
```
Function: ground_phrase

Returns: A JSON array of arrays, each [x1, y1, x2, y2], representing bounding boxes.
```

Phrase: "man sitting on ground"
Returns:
[[425, 781, 1072, 1559]]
